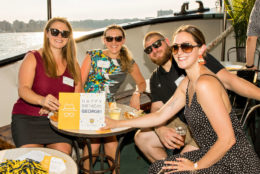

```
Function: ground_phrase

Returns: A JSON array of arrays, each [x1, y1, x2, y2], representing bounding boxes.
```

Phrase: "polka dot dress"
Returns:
[[149, 85, 260, 173]]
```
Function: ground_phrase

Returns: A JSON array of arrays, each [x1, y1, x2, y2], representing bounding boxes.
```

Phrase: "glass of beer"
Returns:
[[175, 126, 187, 143], [109, 108, 121, 120]]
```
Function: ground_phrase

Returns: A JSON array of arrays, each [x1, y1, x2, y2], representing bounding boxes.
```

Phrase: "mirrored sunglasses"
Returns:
[[144, 38, 165, 54], [171, 43, 201, 55], [49, 28, 70, 38], [105, 36, 123, 42]]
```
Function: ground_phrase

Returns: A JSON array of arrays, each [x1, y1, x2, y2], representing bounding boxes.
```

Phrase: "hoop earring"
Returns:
[[198, 55, 206, 65]]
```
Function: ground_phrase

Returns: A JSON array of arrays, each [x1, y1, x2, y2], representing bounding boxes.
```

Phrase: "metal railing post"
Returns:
[[47, 0, 52, 20]]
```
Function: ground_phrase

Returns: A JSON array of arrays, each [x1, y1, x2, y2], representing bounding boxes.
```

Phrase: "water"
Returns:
[[0, 31, 89, 61]]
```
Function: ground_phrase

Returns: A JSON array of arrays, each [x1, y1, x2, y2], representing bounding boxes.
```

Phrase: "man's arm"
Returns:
[[246, 0, 260, 68], [205, 53, 260, 100], [246, 36, 258, 68], [216, 68, 260, 100]]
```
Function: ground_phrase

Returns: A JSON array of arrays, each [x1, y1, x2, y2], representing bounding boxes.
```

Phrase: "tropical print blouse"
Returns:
[[84, 50, 134, 101]]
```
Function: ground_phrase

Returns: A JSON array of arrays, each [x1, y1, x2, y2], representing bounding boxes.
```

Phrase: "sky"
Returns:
[[0, 0, 218, 23]]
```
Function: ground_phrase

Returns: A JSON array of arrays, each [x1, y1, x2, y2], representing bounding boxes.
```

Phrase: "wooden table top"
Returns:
[[220, 61, 245, 71], [50, 103, 138, 138]]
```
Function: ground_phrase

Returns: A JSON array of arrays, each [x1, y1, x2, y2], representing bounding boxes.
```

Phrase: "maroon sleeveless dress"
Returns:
[[11, 51, 75, 147]]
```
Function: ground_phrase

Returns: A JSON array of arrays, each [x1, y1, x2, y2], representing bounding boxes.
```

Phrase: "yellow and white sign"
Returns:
[[58, 92, 106, 130]]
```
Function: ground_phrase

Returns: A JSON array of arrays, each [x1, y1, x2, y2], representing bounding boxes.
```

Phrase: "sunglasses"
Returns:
[[49, 28, 70, 38], [144, 38, 165, 54], [171, 43, 201, 55], [105, 36, 123, 42]]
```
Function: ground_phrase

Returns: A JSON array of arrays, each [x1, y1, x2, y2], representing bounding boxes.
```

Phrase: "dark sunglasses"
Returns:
[[171, 43, 201, 55], [144, 38, 165, 54], [49, 28, 70, 38], [105, 36, 123, 42]]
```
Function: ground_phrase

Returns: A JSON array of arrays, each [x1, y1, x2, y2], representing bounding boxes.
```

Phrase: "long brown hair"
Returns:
[[42, 17, 80, 83], [103, 24, 133, 72]]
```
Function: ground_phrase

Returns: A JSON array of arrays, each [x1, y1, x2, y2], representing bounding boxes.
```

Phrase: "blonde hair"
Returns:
[[103, 24, 133, 72], [42, 17, 80, 83]]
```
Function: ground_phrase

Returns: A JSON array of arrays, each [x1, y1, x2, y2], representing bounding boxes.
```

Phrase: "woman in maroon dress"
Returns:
[[11, 17, 82, 155]]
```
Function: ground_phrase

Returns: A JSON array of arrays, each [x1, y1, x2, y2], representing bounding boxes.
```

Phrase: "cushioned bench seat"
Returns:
[[0, 124, 15, 149]]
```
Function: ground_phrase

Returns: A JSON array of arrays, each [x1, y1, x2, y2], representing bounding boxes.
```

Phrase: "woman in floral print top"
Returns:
[[81, 24, 146, 172], [83, 49, 135, 101]]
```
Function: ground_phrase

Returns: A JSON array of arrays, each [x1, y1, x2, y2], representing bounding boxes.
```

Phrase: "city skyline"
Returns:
[[1, 0, 217, 22]]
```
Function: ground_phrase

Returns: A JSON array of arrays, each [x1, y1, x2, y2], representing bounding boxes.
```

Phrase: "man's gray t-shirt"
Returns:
[[247, 0, 260, 36]]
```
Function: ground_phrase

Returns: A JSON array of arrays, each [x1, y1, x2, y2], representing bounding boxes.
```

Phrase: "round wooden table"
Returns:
[[220, 61, 245, 71], [0, 147, 78, 174], [50, 103, 138, 174]]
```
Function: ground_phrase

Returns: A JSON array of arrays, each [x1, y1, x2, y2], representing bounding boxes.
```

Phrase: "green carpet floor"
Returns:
[[92, 131, 150, 174], [119, 132, 150, 173]]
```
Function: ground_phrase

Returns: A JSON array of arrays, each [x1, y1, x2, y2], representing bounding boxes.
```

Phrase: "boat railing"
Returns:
[[207, 25, 234, 53], [0, 53, 25, 67]]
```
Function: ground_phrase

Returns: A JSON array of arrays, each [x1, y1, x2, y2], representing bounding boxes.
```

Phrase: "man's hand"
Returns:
[[155, 126, 184, 149]]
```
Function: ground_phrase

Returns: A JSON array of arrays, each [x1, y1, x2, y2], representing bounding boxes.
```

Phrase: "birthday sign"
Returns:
[[58, 92, 106, 130]]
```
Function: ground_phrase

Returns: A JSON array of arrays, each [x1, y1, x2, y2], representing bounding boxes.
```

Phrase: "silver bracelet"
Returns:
[[191, 162, 198, 174]]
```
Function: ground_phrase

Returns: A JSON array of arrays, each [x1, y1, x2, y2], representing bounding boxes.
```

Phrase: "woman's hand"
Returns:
[[162, 158, 196, 173], [101, 117, 120, 130], [129, 92, 141, 110], [41, 94, 60, 111], [39, 107, 51, 115]]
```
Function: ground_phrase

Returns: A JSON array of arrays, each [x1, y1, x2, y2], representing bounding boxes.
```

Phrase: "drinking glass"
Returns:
[[175, 126, 187, 143]]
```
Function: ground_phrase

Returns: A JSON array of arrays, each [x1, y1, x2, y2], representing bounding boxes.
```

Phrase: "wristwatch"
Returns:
[[133, 91, 142, 95]]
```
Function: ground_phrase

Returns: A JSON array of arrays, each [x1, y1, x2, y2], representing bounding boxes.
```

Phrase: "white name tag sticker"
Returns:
[[175, 75, 185, 86], [112, 59, 120, 66], [63, 76, 74, 87], [97, 60, 110, 68], [104, 73, 110, 79]]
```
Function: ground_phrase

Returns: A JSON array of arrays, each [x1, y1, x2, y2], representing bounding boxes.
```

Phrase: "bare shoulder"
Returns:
[[131, 62, 139, 69], [22, 51, 37, 67], [82, 53, 92, 66], [196, 74, 222, 94], [83, 53, 91, 61]]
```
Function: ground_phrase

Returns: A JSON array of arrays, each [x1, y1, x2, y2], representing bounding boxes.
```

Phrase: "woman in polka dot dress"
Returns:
[[148, 25, 260, 173], [103, 25, 260, 173]]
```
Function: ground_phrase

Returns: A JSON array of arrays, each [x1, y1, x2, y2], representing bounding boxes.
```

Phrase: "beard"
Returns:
[[151, 46, 171, 66]]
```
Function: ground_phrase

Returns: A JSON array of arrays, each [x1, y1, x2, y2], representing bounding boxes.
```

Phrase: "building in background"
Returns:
[[157, 9, 173, 17]]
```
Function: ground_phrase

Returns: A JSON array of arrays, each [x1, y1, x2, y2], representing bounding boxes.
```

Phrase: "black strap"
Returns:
[[198, 74, 226, 90]]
